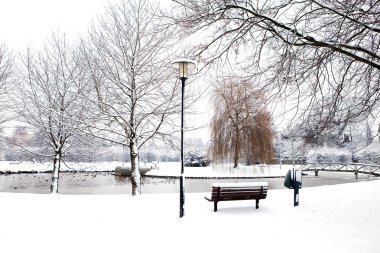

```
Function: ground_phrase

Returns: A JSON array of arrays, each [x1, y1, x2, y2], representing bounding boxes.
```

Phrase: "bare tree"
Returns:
[[82, 0, 182, 195], [210, 77, 274, 168], [172, 0, 380, 134], [0, 44, 13, 124], [12, 34, 89, 193]]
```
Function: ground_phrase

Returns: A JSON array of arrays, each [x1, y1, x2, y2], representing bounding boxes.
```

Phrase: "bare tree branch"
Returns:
[[0, 43, 13, 124], [81, 0, 189, 195], [171, 0, 380, 135]]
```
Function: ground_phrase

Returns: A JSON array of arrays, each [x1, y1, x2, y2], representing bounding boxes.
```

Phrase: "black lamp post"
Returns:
[[172, 59, 196, 218]]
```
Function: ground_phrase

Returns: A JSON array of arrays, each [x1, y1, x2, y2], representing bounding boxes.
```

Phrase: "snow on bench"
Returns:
[[212, 182, 268, 188]]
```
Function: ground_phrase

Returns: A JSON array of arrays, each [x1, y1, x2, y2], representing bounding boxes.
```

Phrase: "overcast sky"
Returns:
[[0, 0, 123, 50]]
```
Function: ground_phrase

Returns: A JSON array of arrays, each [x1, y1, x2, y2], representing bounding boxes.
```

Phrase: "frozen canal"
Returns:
[[0, 171, 376, 194]]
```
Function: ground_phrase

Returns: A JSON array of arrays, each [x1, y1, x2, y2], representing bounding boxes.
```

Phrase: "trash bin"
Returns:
[[284, 170, 293, 189]]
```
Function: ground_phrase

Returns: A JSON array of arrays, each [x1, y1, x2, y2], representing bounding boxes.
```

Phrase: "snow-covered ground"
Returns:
[[0, 179, 379, 252]]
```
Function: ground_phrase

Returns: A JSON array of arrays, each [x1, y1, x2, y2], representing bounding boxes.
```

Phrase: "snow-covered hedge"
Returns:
[[184, 151, 209, 167], [353, 142, 380, 164], [307, 147, 352, 164]]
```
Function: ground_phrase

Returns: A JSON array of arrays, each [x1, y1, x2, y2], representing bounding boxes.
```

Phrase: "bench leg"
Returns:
[[256, 199, 259, 209], [214, 201, 218, 212]]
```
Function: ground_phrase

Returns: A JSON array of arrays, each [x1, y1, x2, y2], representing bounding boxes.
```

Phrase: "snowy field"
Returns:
[[0, 179, 379, 253]]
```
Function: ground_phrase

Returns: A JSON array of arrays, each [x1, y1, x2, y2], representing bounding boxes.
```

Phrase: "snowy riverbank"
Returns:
[[0, 161, 293, 178], [146, 162, 291, 178], [1, 179, 379, 253], [0, 161, 122, 173]]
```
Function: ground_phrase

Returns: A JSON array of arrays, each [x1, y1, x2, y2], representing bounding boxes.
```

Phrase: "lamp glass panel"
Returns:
[[179, 62, 188, 78]]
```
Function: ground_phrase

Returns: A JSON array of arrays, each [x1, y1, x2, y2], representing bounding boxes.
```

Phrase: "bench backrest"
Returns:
[[211, 186, 268, 201]]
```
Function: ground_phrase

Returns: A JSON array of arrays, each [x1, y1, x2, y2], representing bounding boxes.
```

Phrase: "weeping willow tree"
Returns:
[[210, 77, 274, 168]]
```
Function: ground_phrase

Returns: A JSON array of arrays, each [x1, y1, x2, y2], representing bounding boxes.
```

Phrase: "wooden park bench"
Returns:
[[205, 182, 268, 212]]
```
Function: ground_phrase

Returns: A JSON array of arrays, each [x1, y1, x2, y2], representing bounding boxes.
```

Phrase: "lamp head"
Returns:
[[171, 59, 196, 78]]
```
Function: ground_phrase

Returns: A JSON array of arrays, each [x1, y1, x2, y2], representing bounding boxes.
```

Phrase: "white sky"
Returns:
[[0, 0, 177, 51], [0, 0, 122, 50]]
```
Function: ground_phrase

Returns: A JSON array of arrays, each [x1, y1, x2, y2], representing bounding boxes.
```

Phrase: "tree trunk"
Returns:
[[233, 129, 240, 168], [50, 151, 61, 194], [130, 139, 141, 195]]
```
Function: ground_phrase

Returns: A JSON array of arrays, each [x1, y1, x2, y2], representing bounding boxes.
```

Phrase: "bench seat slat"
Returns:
[[212, 188, 267, 191], [215, 189, 267, 193], [211, 194, 267, 198], [212, 189, 267, 194], [212, 191, 267, 195], [211, 195, 267, 201], [218, 194, 266, 199], [213, 186, 267, 190]]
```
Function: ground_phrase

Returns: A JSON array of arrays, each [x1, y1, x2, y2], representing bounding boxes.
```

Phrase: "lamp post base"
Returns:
[[294, 186, 299, 206], [180, 174, 185, 218]]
